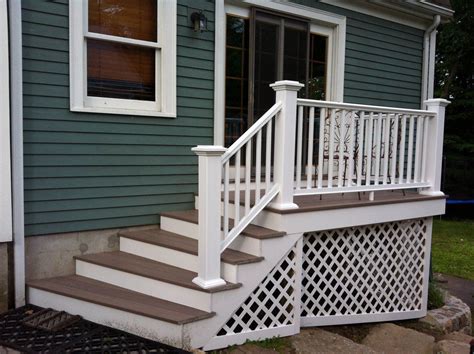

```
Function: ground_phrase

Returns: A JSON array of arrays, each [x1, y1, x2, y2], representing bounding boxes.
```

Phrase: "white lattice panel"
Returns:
[[217, 246, 299, 337], [301, 218, 431, 325]]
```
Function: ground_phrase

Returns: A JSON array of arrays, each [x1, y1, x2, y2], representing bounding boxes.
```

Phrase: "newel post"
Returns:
[[269, 80, 304, 210], [421, 98, 450, 196], [191, 145, 227, 289]]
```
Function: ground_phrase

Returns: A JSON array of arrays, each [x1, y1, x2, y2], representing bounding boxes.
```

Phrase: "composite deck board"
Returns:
[[119, 228, 264, 265], [28, 275, 214, 324], [75, 251, 241, 293], [226, 190, 445, 214], [160, 210, 285, 239]]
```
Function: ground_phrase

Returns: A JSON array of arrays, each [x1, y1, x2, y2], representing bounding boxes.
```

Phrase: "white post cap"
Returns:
[[270, 80, 305, 92], [424, 98, 451, 107], [192, 145, 227, 156]]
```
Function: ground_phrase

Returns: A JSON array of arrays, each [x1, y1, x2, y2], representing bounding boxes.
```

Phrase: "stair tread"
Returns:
[[119, 228, 264, 265], [161, 210, 285, 239], [75, 251, 241, 293], [28, 275, 215, 325]]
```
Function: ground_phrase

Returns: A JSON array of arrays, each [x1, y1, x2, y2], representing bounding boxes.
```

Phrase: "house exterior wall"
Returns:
[[23, 0, 424, 237], [22, 0, 215, 236]]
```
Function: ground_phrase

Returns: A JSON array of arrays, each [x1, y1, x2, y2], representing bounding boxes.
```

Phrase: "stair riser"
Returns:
[[76, 260, 212, 312], [161, 216, 198, 239], [195, 195, 280, 231], [159, 216, 263, 256], [28, 287, 187, 348], [120, 237, 239, 283]]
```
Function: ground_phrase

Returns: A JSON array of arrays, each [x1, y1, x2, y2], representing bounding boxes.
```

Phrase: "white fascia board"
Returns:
[[320, 0, 433, 30]]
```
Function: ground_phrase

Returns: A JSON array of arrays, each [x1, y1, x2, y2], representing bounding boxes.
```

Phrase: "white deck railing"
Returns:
[[191, 80, 449, 289], [294, 100, 438, 196]]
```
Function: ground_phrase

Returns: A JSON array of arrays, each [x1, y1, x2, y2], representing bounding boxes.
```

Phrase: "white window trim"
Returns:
[[0, 0, 12, 243], [214, 0, 346, 145], [70, 0, 177, 117]]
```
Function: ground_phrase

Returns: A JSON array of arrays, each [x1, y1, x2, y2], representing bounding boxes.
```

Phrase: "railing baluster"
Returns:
[[317, 108, 325, 189], [414, 116, 423, 182], [390, 114, 399, 185], [265, 120, 272, 191], [245, 140, 251, 215], [337, 109, 346, 187], [357, 111, 364, 186], [255, 130, 262, 203], [421, 115, 430, 182], [307, 107, 315, 189], [234, 150, 240, 224], [347, 110, 356, 187], [327, 108, 336, 188], [296, 105, 303, 190], [365, 112, 374, 186], [399, 115, 407, 184], [374, 113, 382, 185], [406, 114, 415, 183], [223, 161, 230, 238], [382, 113, 391, 184]]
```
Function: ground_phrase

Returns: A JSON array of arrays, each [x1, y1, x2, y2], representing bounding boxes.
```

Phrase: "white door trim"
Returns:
[[0, 0, 12, 243], [213, 0, 346, 145]]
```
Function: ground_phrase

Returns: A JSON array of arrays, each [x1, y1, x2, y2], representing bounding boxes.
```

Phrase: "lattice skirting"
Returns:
[[208, 241, 302, 348], [301, 218, 432, 326]]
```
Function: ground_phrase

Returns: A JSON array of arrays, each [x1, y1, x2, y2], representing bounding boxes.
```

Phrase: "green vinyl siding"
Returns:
[[291, 0, 424, 108], [22, 0, 215, 236]]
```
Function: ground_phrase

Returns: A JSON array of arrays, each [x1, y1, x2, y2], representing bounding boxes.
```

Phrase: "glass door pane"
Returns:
[[253, 19, 280, 120]]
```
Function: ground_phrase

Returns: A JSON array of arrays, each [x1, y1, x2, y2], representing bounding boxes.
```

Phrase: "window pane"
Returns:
[[225, 15, 249, 147], [308, 34, 327, 100], [283, 27, 307, 83], [89, 0, 157, 42], [87, 39, 155, 101], [254, 20, 278, 119]]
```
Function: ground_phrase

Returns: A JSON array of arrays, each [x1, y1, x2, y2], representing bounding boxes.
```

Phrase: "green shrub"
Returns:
[[428, 281, 445, 310]]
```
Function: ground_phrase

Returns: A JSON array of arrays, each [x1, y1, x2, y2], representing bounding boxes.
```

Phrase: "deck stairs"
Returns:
[[27, 198, 300, 350]]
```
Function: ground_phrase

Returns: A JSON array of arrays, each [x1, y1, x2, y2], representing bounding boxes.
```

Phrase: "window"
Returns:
[[70, 0, 176, 117]]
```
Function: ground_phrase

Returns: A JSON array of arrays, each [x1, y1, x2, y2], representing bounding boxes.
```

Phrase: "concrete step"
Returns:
[[74, 251, 240, 312]]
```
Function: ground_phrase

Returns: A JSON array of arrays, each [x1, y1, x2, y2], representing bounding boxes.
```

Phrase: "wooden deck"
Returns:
[[228, 189, 446, 214]]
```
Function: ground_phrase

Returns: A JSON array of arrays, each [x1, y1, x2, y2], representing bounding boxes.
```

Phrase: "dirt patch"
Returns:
[[320, 323, 376, 343]]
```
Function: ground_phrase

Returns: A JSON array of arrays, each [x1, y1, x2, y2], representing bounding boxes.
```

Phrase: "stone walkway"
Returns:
[[225, 323, 473, 353]]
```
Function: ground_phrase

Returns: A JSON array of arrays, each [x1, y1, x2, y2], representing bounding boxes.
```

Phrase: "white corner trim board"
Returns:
[[8, 0, 26, 307], [0, 0, 12, 243], [213, 0, 346, 145]]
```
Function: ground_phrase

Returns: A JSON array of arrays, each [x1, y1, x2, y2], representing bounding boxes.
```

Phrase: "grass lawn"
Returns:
[[431, 218, 474, 280]]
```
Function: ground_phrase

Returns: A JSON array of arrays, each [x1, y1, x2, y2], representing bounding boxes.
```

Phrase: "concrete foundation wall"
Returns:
[[25, 225, 157, 281], [0, 243, 9, 312]]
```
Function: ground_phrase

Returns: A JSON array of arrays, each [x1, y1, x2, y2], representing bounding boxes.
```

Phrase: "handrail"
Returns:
[[222, 101, 282, 164], [297, 98, 437, 116]]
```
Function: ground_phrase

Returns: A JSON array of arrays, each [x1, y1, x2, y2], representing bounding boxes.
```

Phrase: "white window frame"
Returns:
[[214, 0, 346, 145], [70, 0, 177, 117]]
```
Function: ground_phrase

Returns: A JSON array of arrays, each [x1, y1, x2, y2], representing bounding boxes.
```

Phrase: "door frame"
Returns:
[[213, 0, 346, 146], [0, 0, 12, 243]]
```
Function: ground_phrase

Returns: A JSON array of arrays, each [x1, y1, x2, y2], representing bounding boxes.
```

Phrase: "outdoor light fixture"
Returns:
[[190, 11, 207, 32]]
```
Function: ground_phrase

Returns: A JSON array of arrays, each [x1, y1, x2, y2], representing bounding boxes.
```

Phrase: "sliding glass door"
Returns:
[[225, 8, 328, 147]]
